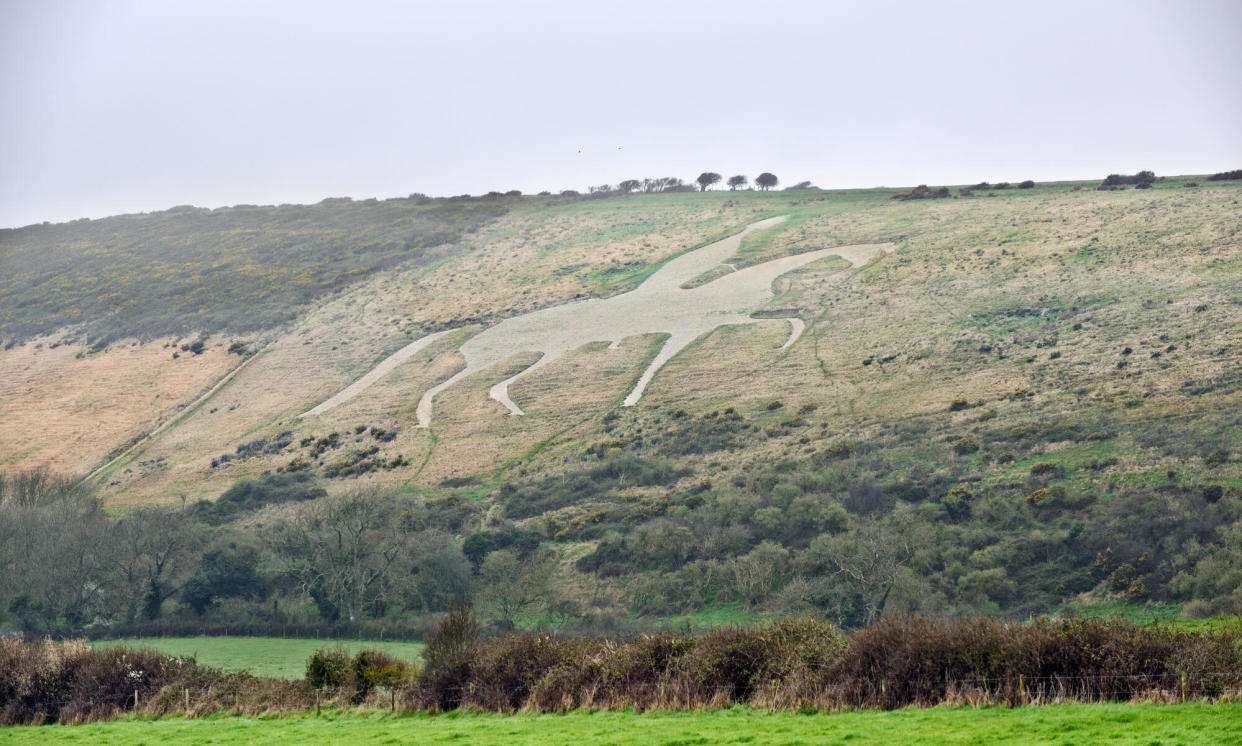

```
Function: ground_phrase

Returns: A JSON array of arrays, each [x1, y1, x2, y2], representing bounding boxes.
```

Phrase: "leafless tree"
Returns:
[[268, 490, 412, 622], [478, 548, 554, 629], [109, 506, 205, 621]]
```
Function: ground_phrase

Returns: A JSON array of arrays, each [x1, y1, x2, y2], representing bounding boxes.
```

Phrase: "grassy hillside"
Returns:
[[2, 176, 1240, 634], [0, 195, 507, 347]]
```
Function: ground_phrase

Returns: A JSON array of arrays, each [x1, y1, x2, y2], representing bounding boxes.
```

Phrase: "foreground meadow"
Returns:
[[89, 637, 423, 679], [3, 704, 1239, 745]]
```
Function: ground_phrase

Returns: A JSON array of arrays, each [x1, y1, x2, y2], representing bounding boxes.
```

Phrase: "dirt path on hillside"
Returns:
[[84, 350, 262, 484]]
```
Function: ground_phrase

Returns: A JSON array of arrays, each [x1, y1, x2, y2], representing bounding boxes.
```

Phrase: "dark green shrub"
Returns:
[[1103, 171, 1155, 186], [419, 605, 480, 710], [190, 471, 325, 525], [893, 185, 951, 200], [1029, 461, 1058, 476], [351, 650, 412, 704], [952, 436, 979, 455], [822, 439, 862, 461], [942, 486, 974, 521], [305, 647, 350, 690]]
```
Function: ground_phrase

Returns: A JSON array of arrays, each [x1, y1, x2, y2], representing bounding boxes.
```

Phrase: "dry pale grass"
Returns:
[[11, 181, 1231, 507], [0, 337, 235, 476], [82, 197, 785, 504]]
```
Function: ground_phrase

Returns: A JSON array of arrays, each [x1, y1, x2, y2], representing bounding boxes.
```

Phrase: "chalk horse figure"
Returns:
[[413, 216, 890, 427]]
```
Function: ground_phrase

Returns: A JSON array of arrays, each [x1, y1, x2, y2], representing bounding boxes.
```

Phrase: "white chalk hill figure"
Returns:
[[303, 216, 892, 425]]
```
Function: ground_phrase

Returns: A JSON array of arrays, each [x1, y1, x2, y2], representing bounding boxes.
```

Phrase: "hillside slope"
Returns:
[[3, 178, 1240, 622]]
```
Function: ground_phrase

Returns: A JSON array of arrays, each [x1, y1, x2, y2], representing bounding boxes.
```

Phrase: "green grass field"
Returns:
[[2, 704, 1239, 745], [89, 637, 423, 679]]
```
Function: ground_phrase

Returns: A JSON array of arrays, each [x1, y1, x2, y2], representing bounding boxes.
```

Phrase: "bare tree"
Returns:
[[809, 520, 915, 625], [109, 506, 204, 621], [730, 540, 790, 607], [1, 488, 112, 633], [269, 490, 412, 622], [727, 175, 748, 190], [642, 177, 686, 193], [478, 548, 554, 629], [696, 172, 722, 192], [756, 172, 779, 190]]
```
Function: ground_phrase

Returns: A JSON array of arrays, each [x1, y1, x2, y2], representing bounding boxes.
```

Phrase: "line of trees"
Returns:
[[0, 469, 556, 638], [700, 172, 780, 191], [581, 173, 785, 197]]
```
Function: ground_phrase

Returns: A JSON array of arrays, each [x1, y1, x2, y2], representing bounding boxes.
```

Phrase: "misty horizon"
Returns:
[[3, 0, 1240, 229]]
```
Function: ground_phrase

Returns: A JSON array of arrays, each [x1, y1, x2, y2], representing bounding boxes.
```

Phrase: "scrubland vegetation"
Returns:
[[0, 196, 507, 346], [3, 612, 1241, 725], [3, 175, 1241, 639]]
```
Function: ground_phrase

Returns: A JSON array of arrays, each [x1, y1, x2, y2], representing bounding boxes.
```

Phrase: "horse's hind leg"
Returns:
[[416, 366, 476, 428], [622, 331, 698, 407], [489, 354, 550, 416]]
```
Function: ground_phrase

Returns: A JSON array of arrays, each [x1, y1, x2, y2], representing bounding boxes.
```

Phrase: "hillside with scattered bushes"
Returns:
[[1, 173, 1240, 638]]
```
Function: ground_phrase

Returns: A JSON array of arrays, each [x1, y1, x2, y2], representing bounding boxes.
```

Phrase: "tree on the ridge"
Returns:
[[696, 172, 722, 192], [618, 179, 641, 193], [727, 175, 748, 190], [756, 172, 779, 190]]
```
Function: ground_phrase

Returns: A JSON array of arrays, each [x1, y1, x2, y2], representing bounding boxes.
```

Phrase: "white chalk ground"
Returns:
[[302, 217, 893, 424], [300, 331, 449, 417]]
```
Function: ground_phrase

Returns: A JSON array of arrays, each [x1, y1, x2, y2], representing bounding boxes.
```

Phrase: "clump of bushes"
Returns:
[[1099, 170, 1156, 189], [1029, 461, 1059, 476], [232, 431, 294, 460], [1207, 169, 1241, 181], [0, 638, 321, 725], [400, 614, 1242, 713], [499, 455, 688, 521], [952, 436, 980, 455], [892, 185, 951, 201], [305, 647, 351, 689], [189, 472, 325, 525], [322, 448, 408, 478], [5, 615, 1241, 724], [1204, 448, 1229, 466]]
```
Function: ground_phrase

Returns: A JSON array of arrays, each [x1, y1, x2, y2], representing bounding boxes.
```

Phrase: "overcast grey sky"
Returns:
[[2, 0, 1239, 228]]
